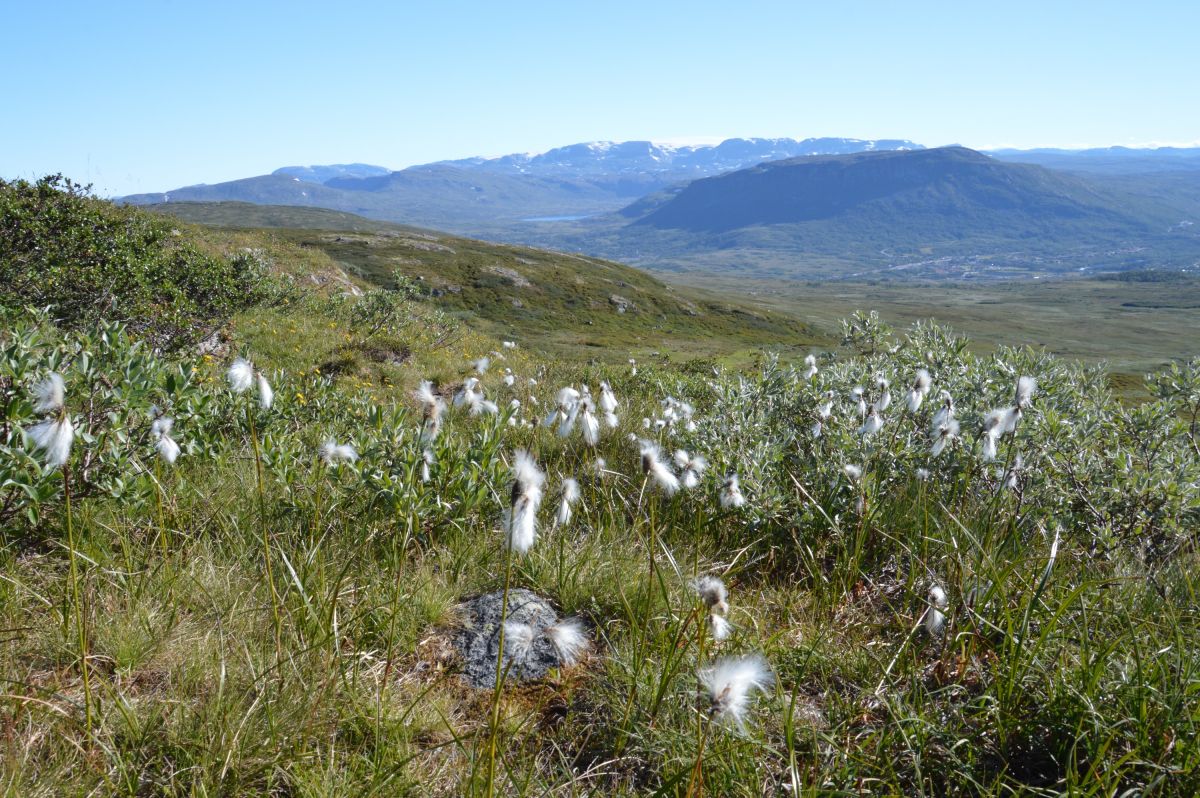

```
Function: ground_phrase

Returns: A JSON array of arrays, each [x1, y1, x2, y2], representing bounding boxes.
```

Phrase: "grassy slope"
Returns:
[[144, 202, 829, 365]]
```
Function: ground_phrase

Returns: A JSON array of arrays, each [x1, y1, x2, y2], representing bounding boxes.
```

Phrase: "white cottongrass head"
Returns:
[[555, 477, 581, 527], [639, 439, 679, 495], [842, 463, 863, 481], [675, 450, 708, 490], [415, 380, 447, 442], [858, 407, 884, 437], [693, 575, 729, 615], [906, 369, 932, 413], [802, 354, 818, 380], [579, 397, 600, 446], [719, 473, 746, 508], [699, 654, 774, 731], [546, 617, 589, 666], [1015, 375, 1037, 410], [319, 439, 358, 465], [930, 417, 960, 457], [875, 377, 892, 411], [32, 373, 66, 414], [155, 433, 182, 465], [226, 358, 254, 394], [925, 584, 949, 637], [709, 613, 732, 642], [505, 450, 546, 554], [256, 372, 274, 410], [151, 415, 181, 465], [932, 391, 955, 430], [26, 374, 73, 468], [27, 417, 75, 469], [420, 448, 435, 483], [473, 356, 490, 375], [502, 621, 534, 661], [599, 381, 618, 413]]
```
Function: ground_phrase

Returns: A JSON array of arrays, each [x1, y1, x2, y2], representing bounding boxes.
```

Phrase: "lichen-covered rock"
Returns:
[[453, 589, 566, 688]]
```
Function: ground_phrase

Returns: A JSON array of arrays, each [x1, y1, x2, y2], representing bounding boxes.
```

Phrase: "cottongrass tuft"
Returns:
[[859, 406, 884, 437], [599, 382, 619, 428], [1016, 375, 1037, 409], [556, 477, 581, 526], [256, 372, 274, 410], [930, 417, 960, 457], [802, 354, 818, 380], [505, 450, 545, 554], [639, 439, 679, 495], [906, 369, 932, 412], [420, 448, 435, 483], [875, 377, 892, 411], [32, 373, 66, 414], [28, 417, 75, 469], [709, 613, 732, 641], [719, 474, 746, 508], [546, 617, 589, 666], [502, 621, 534, 661], [699, 654, 774, 732], [981, 409, 1011, 461], [227, 358, 254, 393], [151, 416, 181, 465], [26, 374, 73, 468], [319, 439, 358, 465], [675, 450, 708, 490], [579, 397, 600, 446], [850, 386, 866, 418], [415, 380, 447, 442], [924, 584, 949, 637], [842, 463, 863, 481], [932, 391, 955, 430], [693, 575, 729, 615]]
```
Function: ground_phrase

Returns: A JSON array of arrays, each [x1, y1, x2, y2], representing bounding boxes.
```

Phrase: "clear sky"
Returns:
[[3, 0, 1197, 197]]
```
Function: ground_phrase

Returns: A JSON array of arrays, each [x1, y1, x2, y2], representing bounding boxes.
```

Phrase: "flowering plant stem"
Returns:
[[483, 543, 514, 798], [63, 467, 93, 736], [686, 614, 710, 798], [247, 404, 282, 660]]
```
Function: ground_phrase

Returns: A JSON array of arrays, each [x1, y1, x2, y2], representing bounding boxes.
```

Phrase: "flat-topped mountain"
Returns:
[[625, 146, 1142, 233]]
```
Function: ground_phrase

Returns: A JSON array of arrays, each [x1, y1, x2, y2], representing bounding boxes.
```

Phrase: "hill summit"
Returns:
[[626, 146, 1142, 234]]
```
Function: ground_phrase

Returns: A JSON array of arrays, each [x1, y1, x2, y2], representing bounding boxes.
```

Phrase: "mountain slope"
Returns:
[[628, 147, 1143, 233], [142, 201, 824, 360], [570, 146, 1200, 278]]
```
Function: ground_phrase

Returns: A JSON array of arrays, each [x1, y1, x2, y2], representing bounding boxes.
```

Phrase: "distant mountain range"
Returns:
[[121, 137, 925, 232], [122, 138, 1200, 280], [426, 137, 924, 177], [991, 146, 1200, 175]]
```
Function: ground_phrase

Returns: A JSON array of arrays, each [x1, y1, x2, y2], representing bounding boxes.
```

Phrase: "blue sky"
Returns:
[[3, 0, 1197, 196]]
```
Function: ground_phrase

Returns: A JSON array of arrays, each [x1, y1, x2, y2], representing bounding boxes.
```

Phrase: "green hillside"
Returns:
[[144, 201, 825, 362]]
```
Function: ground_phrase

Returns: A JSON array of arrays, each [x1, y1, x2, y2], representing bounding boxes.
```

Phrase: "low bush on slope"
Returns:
[[0, 176, 266, 350]]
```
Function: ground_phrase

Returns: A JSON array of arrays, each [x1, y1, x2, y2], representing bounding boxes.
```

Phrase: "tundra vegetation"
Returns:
[[1, 178, 1198, 796]]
